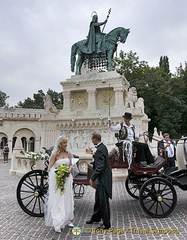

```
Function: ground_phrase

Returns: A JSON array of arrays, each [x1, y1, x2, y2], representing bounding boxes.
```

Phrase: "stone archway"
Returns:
[[13, 128, 36, 151], [0, 133, 8, 150]]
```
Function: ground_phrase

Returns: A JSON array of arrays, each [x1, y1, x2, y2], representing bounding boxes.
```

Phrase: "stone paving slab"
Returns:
[[0, 161, 187, 240]]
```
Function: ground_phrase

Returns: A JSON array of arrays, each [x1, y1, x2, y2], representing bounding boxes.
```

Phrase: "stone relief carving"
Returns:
[[60, 128, 116, 150], [97, 89, 114, 109], [73, 92, 88, 109]]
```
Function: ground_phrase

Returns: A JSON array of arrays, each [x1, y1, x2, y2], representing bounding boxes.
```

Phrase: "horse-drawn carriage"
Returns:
[[16, 136, 187, 219]]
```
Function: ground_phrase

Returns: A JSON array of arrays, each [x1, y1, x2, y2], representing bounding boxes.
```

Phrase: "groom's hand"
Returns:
[[89, 179, 96, 189]]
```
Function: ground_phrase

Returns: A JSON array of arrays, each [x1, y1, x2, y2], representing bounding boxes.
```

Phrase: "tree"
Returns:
[[171, 62, 187, 136], [17, 89, 63, 109], [17, 90, 45, 109], [46, 89, 63, 109], [0, 91, 9, 107], [140, 67, 182, 137], [113, 50, 150, 86], [159, 56, 170, 74], [113, 50, 185, 138]]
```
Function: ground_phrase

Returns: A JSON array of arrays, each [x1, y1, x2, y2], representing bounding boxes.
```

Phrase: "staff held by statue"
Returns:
[[102, 8, 111, 33]]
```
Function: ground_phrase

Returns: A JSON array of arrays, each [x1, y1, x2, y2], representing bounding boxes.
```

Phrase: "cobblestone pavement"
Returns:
[[0, 160, 187, 240]]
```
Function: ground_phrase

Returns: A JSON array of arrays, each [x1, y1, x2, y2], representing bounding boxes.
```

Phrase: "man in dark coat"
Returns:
[[86, 132, 112, 229], [157, 133, 176, 171]]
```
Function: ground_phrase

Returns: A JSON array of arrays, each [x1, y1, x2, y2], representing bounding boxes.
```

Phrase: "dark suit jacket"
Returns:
[[157, 139, 176, 159], [91, 142, 112, 199]]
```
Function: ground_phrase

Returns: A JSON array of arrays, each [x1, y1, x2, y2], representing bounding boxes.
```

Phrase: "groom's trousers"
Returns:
[[90, 181, 111, 229]]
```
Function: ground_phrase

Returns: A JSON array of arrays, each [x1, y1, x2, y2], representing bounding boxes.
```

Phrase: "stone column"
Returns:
[[114, 87, 124, 107], [10, 134, 24, 175], [63, 91, 71, 110], [87, 90, 96, 110], [34, 139, 41, 152]]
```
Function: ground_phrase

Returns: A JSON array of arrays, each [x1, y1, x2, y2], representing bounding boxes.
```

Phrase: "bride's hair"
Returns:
[[53, 136, 68, 155]]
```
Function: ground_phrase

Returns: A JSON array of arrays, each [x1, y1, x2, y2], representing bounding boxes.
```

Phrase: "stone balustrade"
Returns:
[[9, 155, 46, 176], [0, 108, 44, 120]]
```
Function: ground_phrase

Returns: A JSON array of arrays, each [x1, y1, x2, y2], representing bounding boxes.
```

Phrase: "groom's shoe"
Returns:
[[86, 219, 100, 224], [97, 224, 110, 230]]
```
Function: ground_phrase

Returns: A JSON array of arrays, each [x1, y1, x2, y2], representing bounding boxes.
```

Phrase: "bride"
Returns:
[[44, 136, 79, 233]]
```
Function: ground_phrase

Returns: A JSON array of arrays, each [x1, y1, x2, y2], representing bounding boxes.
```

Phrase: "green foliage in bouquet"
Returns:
[[55, 164, 70, 194]]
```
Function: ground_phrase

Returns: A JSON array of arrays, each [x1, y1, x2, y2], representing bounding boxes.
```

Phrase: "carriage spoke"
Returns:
[[21, 194, 35, 201], [139, 177, 177, 218], [129, 186, 138, 195], [25, 196, 36, 208], [161, 200, 173, 208], [38, 198, 42, 214], [162, 190, 172, 197], [40, 195, 46, 204], [20, 190, 35, 194], [28, 175, 36, 186], [17, 170, 48, 217], [162, 197, 173, 201], [22, 181, 35, 191], [31, 197, 38, 213], [159, 202, 165, 214], [155, 202, 159, 215], [147, 200, 156, 211]]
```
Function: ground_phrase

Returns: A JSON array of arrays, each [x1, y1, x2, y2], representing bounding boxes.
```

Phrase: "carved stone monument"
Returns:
[[40, 71, 149, 154], [2, 10, 151, 176], [40, 10, 149, 155]]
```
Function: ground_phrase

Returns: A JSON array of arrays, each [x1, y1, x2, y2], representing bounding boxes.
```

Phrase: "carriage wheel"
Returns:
[[125, 176, 148, 199], [17, 170, 48, 217], [139, 177, 177, 218]]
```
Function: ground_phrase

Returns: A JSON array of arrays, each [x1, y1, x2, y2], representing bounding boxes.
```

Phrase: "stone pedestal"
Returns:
[[60, 71, 130, 118], [40, 71, 149, 152]]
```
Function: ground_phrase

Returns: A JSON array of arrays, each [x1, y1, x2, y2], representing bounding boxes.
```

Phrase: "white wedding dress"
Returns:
[[44, 158, 79, 232]]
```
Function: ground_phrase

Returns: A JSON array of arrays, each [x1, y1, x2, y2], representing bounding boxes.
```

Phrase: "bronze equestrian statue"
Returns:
[[71, 11, 130, 75]]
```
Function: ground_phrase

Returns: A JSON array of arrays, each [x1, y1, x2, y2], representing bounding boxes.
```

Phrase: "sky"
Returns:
[[0, 0, 187, 106]]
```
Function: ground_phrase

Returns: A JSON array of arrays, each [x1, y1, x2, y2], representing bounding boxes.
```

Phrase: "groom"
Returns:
[[86, 132, 112, 229]]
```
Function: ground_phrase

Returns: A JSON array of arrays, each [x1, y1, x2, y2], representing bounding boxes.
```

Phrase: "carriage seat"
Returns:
[[130, 156, 166, 175], [73, 160, 89, 186]]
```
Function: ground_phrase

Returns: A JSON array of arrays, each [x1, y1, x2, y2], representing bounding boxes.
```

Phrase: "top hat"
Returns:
[[122, 112, 132, 119]]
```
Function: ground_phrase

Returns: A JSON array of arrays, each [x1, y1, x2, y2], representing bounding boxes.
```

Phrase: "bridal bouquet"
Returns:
[[55, 164, 70, 194]]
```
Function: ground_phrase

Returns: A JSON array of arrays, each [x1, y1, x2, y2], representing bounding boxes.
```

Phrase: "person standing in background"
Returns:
[[158, 133, 176, 172], [3, 143, 9, 163]]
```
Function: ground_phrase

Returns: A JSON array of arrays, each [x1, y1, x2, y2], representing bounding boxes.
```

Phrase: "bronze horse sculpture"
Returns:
[[71, 27, 130, 75]]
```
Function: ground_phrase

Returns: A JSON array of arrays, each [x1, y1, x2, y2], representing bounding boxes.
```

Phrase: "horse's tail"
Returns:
[[71, 43, 78, 72]]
